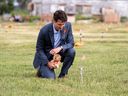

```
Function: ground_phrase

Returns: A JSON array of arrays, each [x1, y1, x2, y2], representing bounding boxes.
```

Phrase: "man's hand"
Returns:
[[48, 61, 55, 69], [54, 61, 61, 68], [50, 46, 63, 55], [48, 60, 61, 69]]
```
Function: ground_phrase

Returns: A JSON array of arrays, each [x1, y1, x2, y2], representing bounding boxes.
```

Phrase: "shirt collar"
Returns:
[[53, 24, 60, 34]]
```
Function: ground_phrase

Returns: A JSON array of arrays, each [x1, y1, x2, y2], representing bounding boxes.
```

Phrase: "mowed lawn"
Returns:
[[0, 22, 128, 96]]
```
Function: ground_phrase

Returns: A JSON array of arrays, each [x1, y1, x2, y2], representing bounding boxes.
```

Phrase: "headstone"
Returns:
[[102, 7, 120, 23]]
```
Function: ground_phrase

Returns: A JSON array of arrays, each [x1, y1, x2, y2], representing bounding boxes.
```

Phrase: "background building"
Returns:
[[29, 0, 128, 23]]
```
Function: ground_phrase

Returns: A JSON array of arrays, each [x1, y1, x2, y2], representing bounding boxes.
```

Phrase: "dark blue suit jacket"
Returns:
[[33, 22, 74, 69]]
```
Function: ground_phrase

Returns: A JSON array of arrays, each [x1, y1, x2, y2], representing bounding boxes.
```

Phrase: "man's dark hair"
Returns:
[[53, 10, 67, 22]]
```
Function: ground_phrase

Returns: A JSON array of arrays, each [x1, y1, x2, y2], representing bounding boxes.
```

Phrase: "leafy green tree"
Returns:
[[0, 0, 14, 15]]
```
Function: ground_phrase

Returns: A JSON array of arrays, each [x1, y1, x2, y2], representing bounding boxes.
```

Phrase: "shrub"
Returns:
[[24, 16, 40, 22], [121, 16, 128, 23], [75, 14, 92, 21]]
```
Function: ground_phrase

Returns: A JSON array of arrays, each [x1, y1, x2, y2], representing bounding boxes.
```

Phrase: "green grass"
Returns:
[[0, 22, 128, 96]]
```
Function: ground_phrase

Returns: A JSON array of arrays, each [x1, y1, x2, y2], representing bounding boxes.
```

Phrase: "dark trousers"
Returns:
[[38, 48, 75, 79]]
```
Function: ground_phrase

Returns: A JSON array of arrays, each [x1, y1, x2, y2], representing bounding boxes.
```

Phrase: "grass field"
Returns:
[[0, 22, 128, 96]]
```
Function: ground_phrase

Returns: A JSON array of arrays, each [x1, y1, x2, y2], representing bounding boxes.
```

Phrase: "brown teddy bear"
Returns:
[[51, 54, 61, 69]]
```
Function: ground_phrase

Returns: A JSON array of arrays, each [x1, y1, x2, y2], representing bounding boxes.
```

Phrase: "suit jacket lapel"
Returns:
[[48, 23, 54, 47], [60, 29, 64, 39], [60, 26, 66, 39]]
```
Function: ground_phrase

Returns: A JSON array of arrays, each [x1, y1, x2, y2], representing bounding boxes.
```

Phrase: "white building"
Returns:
[[89, 0, 128, 17], [30, 0, 128, 17]]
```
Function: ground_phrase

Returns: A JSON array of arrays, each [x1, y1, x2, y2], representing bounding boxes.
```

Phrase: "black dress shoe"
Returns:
[[58, 74, 66, 78], [36, 70, 41, 77]]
